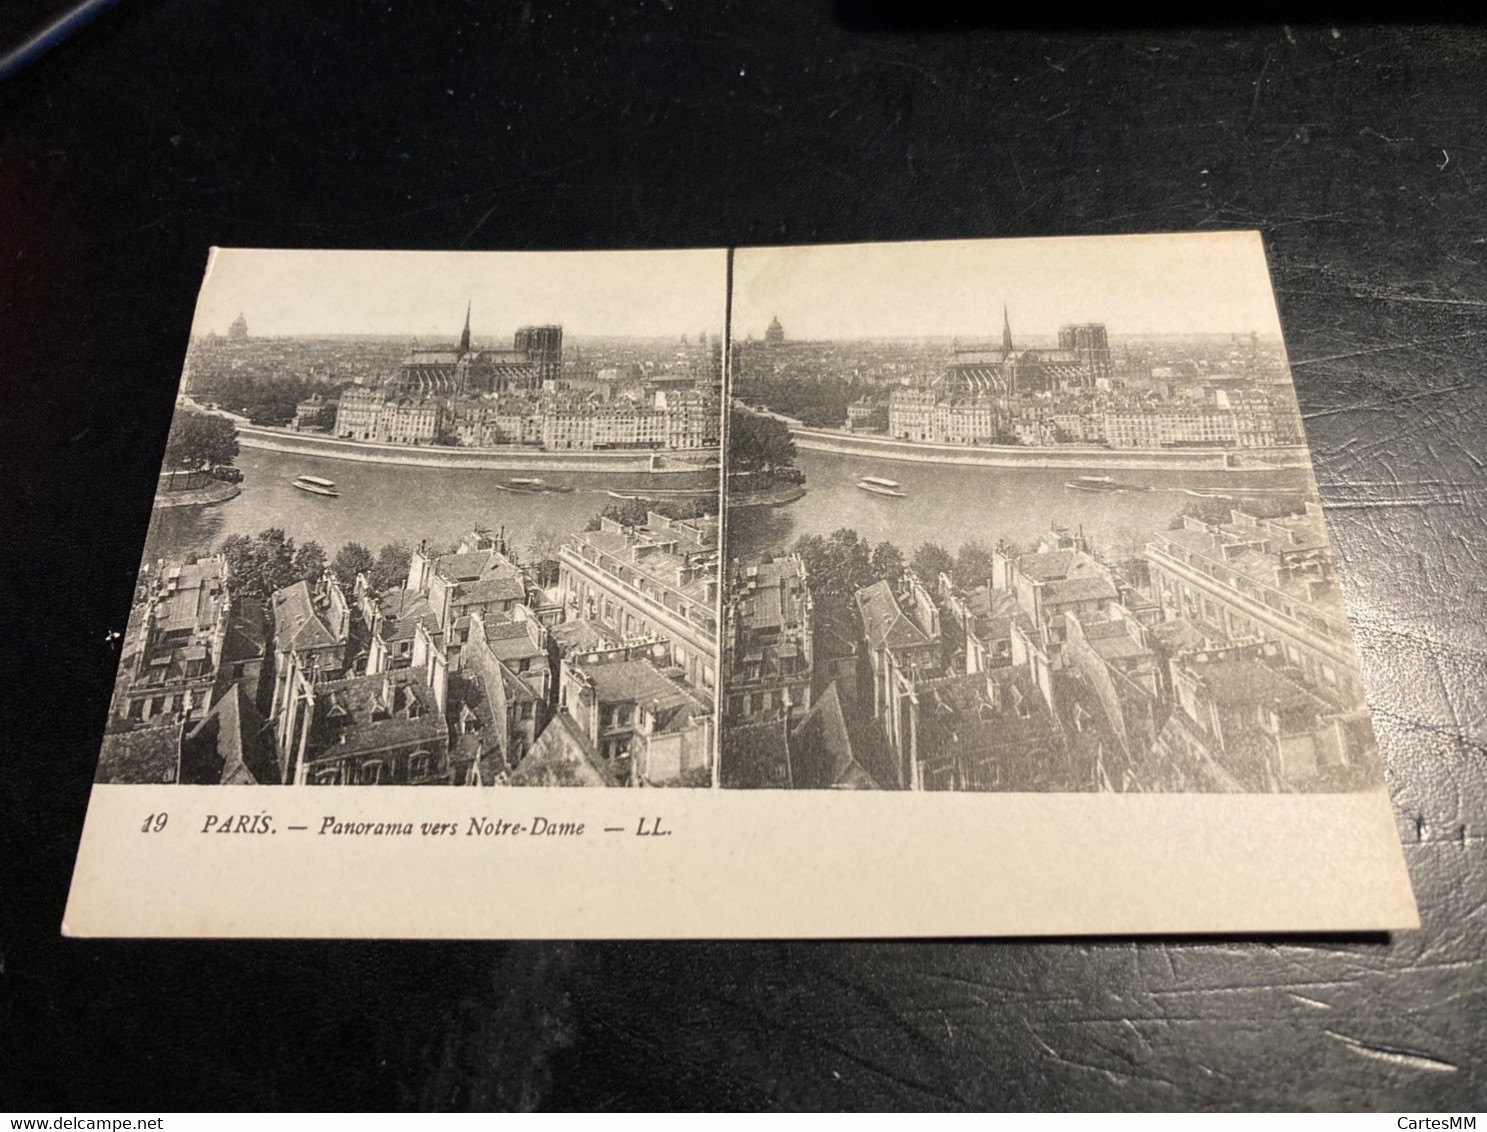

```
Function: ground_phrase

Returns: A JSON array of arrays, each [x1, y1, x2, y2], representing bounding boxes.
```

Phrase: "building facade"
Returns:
[[113, 557, 231, 726], [725, 554, 814, 722], [1144, 502, 1365, 706], [557, 512, 719, 702]]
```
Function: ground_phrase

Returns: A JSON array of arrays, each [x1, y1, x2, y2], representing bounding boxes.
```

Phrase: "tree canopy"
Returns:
[[219, 529, 302, 600], [332, 543, 375, 593], [953, 540, 997, 590], [292, 541, 327, 587], [207, 372, 317, 426], [911, 542, 955, 585], [734, 375, 858, 429], [792, 528, 876, 604], [870, 541, 905, 582], [369, 542, 413, 595], [584, 495, 718, 532], [220, 530, 411, 601], [729, 409, 797, 473], [164, 410, 239, 470]]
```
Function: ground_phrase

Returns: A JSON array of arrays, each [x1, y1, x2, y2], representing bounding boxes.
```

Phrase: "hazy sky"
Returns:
[[193, 248, 728, 338], [732, 232, 1287, 341]]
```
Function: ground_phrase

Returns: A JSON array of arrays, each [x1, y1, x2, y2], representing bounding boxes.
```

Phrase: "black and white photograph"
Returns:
[[66, 235, 1418, 943], [97, 248, 725, 790], [15, 5, 1481, 1108], [722, 234, 1383, 795]]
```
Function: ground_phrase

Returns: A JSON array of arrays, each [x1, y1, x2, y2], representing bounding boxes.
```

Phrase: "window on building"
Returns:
[[361, 761, 384, 785], [409, 752, 430, 780]]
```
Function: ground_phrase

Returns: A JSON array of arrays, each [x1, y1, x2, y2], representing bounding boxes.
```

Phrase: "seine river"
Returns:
[[143, 444, 1314, 574], [142, 445, 695, 565], [726, 448, 1315, 563]]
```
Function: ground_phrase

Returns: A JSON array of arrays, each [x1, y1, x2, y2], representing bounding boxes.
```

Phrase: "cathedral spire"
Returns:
[[459, 302, 471, 353], [1002, 301, 1014, 356]]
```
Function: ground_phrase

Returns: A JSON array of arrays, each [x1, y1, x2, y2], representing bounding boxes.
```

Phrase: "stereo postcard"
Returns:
[[64, 235, 1417, 938]]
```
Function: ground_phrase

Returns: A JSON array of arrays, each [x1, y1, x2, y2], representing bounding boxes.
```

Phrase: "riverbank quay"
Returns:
[[726, 483, 807, 508], [783, 424, 1310, 474], [152, 481, 241, 509], [233, 423, 719, 476]]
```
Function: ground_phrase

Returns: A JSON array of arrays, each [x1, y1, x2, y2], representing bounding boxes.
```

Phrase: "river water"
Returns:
[[144, 444, 1314, 574], [726, 448, 1315, 563], [142, 445, 704, 565]]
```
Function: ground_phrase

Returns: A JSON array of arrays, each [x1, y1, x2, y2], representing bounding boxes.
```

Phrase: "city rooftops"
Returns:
[[271, 579, 339, 653], [432, 549, 501, 583], [789, 681, 890, 790], [576, 654, 698, 708], [568, 513, 719, 601], [96, 724, 182, 783], [720, 717, 793, 789], [1153, 514, 1344, 618], [1042, 573, 1119, 606], [962, 586, 1033, 638], [378, 589, 442, 643], [454, 573, 527, 607], [220, 597, 267, 665], [510, 712, 622, 788], [499, 661, 541, 704], [736, 557, 807, 631], [915, 669, 1070, 790], [462, 618, 542, 724], [180, 684, 278, 785], [481, 616, 546, 665], [1188, 656, 1328, 716], [310, 669, 446, 759], [549, 617, 622, 653], [744, 555, 805, 587], [855, 580, 934, 652], [154, 558, 226, 634], [1078, 617, 1153, 662], [1226, 509, 1330, 553], [1015, 548, 1104, 583], [585, 510, 717, 556], [1148, 617, 1215, 656]]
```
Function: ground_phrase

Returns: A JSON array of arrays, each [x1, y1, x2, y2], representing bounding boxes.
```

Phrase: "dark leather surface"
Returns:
[[0, 3, 1483, 1111]]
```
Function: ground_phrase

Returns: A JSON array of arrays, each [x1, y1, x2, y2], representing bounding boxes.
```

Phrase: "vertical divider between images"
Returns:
[[711, 246, 737, 791]]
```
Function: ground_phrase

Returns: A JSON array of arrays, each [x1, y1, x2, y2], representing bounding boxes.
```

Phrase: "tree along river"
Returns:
[[726, 447, 1317, 565], [142, 444, 715, 566]]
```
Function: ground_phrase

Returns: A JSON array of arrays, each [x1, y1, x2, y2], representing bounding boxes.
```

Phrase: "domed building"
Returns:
[[227, 312, 249, 340], [764, 316, 785, 346]]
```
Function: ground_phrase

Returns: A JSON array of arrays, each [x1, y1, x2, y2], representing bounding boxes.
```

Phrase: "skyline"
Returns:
[[732, 232, 1290, 341], [192, 235, 1289, 345], [194, 327, 1278, 343], [191, 248, 728, 339]]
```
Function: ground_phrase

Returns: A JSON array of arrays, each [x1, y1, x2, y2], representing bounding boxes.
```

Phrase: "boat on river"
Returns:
[[291, 474, 339, 498], [1065, 475, 1146, 493], [497, 477, 574, 494], [856, 476, 907, 498]]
